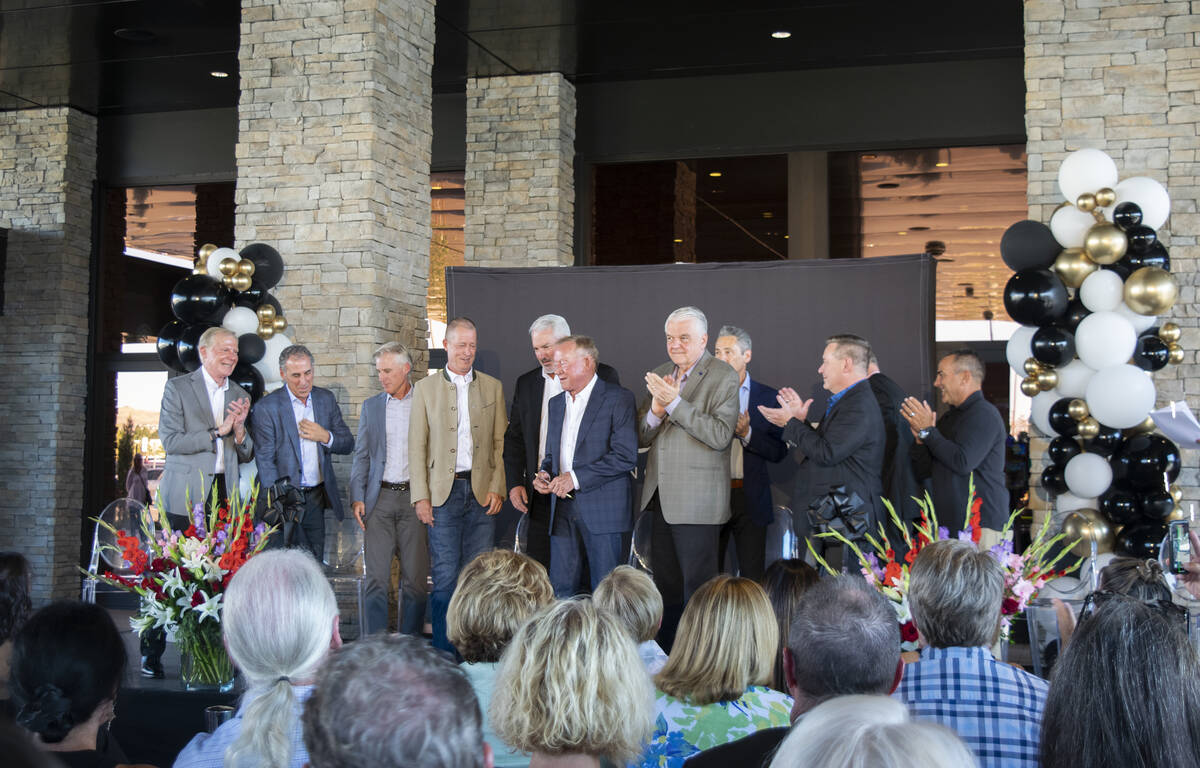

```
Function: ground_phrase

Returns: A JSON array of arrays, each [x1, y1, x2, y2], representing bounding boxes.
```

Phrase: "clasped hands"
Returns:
[[533, 469, 574, 498], [758, 387, 812, 428], [644, 372, 680, 417], [900, 396, 936, 439]]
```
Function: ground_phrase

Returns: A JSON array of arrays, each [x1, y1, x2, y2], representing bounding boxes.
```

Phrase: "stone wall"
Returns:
[[0, 107, 97, 602], [1024, 1, 1200, 513], [464, 73, 576, 267]]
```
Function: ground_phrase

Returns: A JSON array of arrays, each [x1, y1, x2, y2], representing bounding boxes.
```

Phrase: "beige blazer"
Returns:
[[409, 368, 507, 507], [638, 351, 740, 524]]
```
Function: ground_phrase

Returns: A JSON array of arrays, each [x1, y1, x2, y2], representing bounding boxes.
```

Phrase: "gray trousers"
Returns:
[[364, 486, 430, 635]]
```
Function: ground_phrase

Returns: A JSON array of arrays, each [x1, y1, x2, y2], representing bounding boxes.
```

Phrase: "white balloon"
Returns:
[[221, 306, 259, 336], [1049, 205, 1097, 249], [1085, 363, 1156, 429], [1058, 148, 1119, 203], [1064, 453, 1114, 499], [254, 333, 292, 384], [264, 380, 284, 394], [1031, 390, 1060, 437], [206, 246, 240, 278], [1115, 301, 1157, 333], [1056, 492, 1098, 514], [1103, 175, 1171, 230], [1078, 269, 1125, 312], [1055, 359, 1096, 399], [1006, 326, 1037, 373], [1074, 311, 1136, 370]]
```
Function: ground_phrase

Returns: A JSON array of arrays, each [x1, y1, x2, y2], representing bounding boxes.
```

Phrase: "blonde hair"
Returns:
[[594, 565, 663, 644], [654, 575, 778, 705], [490, 599, 653, 763], [447, 550, 553, 663]]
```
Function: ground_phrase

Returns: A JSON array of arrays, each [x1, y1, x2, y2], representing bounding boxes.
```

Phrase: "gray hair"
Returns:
[[303, 634, 485, 768], [222, 549, 339, 768], [373, 341, 412, 368], [908, 540, 1003, 648], [945, 348, 985, 385], [278, 344, 314, 372], [445, 316, 476, 341], [716, 325, 752, 353], [198, 326, 236, 350], [558, 334, 599, 366], [529, 314, 571, 340], [664, 306, 708, 335], [826, 334, 871, 375], [788, 575, 900, 703]]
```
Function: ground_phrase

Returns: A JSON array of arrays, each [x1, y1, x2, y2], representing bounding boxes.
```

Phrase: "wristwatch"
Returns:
[[918, 427, 933, 440]]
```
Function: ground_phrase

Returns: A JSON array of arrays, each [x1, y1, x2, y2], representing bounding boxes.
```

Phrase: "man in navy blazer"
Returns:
[[251, 344, 354, 561], [535, 335, 637, 597], [713, 325, 788, 580]]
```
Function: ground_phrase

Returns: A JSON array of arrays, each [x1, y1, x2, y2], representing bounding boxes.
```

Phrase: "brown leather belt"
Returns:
[[380, 481, 409, 491], [731, 479, 744, 489]]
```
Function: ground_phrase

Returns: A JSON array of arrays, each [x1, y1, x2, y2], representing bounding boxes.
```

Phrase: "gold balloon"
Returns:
[[1169, 506, 1188, 522], [1095, 187, 1116, 208], [272, 316, 288, 333], [1076, 417, 1101, 439], [1124, 266, 1179, 316], [222, 275, 234, 288], [1024, 357, 1043, 377], [193, 265, 207, 276], [1037, 370, 1059, 391], [1159, 322, 1182, 344], [1062, 510, 1115, 558], [1067, 399, 1089, 421], [1020, 378, 1041, 397], [1171, 486, 1184, 504], [257, 304, 277, 324], [198, 243, 219, 261], [230, 273, 253, 292], [1169, 343, 1185, 365], [1053, 247, 1099, 289], [218, 257, 239, 277], [237, 258, 256, 277], [1076, 193, 1097, 212], [1124, 416, 1157, 436], [258, 323, 275, 340], [1083, 222, 1128, 265]]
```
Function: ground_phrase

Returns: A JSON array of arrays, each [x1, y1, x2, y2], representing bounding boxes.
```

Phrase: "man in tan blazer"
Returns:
[[409, 316, 506, 653], [640, 306, 739, 644]]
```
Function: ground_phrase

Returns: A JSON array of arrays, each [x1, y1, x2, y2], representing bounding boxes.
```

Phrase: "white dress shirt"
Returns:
[[537, 369, 563, 467], [382, 387, 413, 483], [449, 369, 474, 473], [560, 374, 598, 490], [288, 388, 325, 487], [732, 373, 752, 480], [201, 367, 229, 473]]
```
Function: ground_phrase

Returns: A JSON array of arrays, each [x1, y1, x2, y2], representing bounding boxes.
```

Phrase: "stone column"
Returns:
[[1025, 1, 1200, 506], [787, 152, 829, 260], [0, 107, 97, 601], [464, 73, 576, 267]]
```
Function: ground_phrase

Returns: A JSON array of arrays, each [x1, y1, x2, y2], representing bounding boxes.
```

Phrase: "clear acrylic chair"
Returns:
[[82, 498, 149, 603], [513, 514, 530, 554], [323, 516, 368, 639], [628, 508, 653, 573], [765, 505, 799, 565]]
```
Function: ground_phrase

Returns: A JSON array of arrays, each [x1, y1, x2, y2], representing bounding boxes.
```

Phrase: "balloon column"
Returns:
[[1004, 148, 1184, 559], [156, 242, 292, 404]]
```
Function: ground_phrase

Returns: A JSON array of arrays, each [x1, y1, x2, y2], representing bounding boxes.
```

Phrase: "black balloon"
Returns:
[[240, 243, 284, 289], [1115, 522, 1168, 559], [1131, 334, 1170, 372], [1031, 326, 1076, 367], [1042, 465, 1069, 495], [1048, 436, 1082, 466], [1048, 398, 1080, 438], [234, 280, 269, 308], [1054, 297, 1091, 334], [176, 323, 215, 372], [171, 275, 232, 325], [259, 292, 283, 316], [1083, 423, 1124, 456], [1128, 240, 1170, 272], [1003, 269, 1069, 327], [238, 332, 266, 365], [229, 362, 265, 403], [1112, 201, 1143, 229], [1000, 220, 1061, 272], [1100, 484, 1142, 525], [157, 320, 187, 373], [1124, 225, 1157, 254], [1102, 260, 1133, 280], [1138, 489, 1175, 522], [1112, 434, 1182, 491]]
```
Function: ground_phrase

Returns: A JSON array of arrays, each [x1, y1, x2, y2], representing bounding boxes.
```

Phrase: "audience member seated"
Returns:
[[688, 575, 900, 768], [491, 599, 651, 768], [1100, 556, 1171, 601], [10, 601, 154, 768], [634, 575, 791, 768], [768, 695, 978, 768], [174, 549, 341, 768], [593, 565, 668, 674], [0, 552, 32, 710], [303, 634, 493, 768], [895, 540, 1047, 768], [758, 559, 817, 692], [1040, 592, 1200, 768], [448, 550, 554, 768]]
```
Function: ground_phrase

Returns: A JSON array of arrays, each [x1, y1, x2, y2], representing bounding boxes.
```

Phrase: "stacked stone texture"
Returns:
[[1025, 1, 1200, 516], [464, 73, 576, 267], [0, 107, 97, 601]]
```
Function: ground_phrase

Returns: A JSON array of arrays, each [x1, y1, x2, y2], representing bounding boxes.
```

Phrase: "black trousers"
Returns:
[[719, 485, 767, 581], [525, 490, 553, 572], [649, 492, 719, 652]]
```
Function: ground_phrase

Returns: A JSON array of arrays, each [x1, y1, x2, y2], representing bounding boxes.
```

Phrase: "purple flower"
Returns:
[[938, 526, 950, 541], [957, 529, 974, 543]]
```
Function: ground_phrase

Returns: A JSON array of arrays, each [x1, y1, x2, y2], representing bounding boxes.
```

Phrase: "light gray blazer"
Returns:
[[349, 390, 391, 521], [157, 368, 254, 518], [638, 351, 740, 525]]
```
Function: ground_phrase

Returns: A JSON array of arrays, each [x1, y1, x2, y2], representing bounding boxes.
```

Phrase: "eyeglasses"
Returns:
[[1081, 589, 1190, 635]]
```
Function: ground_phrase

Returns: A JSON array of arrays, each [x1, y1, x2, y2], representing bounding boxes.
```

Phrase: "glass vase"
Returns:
[[178, 620, 235, 693]]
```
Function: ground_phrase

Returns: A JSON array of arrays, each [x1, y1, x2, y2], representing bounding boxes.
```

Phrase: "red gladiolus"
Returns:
[[969, 497, 983, 544], [900, 621, 919, 642], [1001, 597, 1019, 615], [883, 561, 903, 585]]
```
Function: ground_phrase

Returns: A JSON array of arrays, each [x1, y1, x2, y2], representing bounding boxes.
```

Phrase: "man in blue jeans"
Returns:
[[409, 317, 507, 652]]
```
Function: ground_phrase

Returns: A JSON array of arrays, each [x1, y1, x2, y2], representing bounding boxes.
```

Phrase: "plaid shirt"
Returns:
[[895, 645, 1048, 768]]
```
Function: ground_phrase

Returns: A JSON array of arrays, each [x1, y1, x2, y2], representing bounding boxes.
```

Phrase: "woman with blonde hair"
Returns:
[[635, 575, 792, 767], [491, 599, 653, 768], [593, 565, 667, 674], [448, 550, 555, 767]]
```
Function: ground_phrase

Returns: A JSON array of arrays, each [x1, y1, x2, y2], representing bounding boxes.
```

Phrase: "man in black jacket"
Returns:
[[866, 350, 922, 546]]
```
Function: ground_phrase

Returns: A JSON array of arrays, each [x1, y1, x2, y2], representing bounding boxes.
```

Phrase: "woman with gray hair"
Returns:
[[174, 549, 341, 768]]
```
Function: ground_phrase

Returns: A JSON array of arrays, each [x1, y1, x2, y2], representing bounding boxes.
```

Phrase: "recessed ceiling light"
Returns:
[[909, 225, 930, 231], [935, 162, 949, 167], [877, 182, 900, 189], [673, 238, 683, 243], [210, 70, 230, 78], [771, 31, 792, 39], [709, 171, 722, 177], [897, 231, 907, 235], [784, 235, 789, 239], [862, 154, 878, 160], [866, 243, 876, 248], [432, 185, 443, 190], [762, 212, 774, 219]]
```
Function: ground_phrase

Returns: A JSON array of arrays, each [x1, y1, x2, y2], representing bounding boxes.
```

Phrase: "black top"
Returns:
[[686, 726, 790, 768], [867, 372, 922, 523], [911, 390, 1009, 531]]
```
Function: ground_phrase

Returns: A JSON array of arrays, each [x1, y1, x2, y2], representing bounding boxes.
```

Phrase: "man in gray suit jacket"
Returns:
[[349, 342, 429, 636], [640, 306, 739, 641]]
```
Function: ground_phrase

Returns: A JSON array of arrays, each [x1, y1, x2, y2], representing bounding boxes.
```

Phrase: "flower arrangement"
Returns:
[[88, 489, 272, 689], [809, 477, 1079, 651]]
